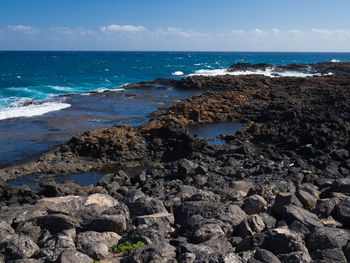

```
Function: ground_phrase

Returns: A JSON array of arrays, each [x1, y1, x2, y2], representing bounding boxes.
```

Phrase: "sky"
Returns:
[[0, 0, 350, 51]]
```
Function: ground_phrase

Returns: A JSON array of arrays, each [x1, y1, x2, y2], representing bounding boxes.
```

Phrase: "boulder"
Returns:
[[307, 226, 350, 250], [75, 231, 121, 251], [59, 249, 93, 263], [84, 214, 127, 234], [242, 195, 267, 215], [283, 205, 323, 229], [238, 215, 265, 238], [127, 241, 176, 263], [0, 234, 39, 260], [33, 234, 75, 262], [34, 214, 79, 234], [175, 201, 247, 229], [80, 242, 108, 260]]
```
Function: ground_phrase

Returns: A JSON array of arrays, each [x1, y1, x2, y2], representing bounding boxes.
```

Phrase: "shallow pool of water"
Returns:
[[188, 122, 244, 145]]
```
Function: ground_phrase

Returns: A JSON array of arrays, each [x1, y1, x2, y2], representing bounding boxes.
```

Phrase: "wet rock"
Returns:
[[242, 194, 268, 215], [127, 241, 176, 263], [59, 249, 93, 263]]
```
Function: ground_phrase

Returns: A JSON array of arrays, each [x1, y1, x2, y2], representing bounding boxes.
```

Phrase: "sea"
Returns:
[[1, 51, 350, 168]]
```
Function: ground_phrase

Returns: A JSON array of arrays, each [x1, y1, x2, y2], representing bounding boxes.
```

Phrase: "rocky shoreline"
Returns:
[[0, 62, 350, 262]]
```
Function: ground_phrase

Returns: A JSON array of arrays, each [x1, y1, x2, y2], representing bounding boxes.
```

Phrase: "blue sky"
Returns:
[[1, 0, 350, 51]]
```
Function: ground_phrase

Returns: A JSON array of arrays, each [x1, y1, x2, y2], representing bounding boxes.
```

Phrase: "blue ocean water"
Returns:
[[1, 51, 350, 112], [1, 51, 350, 168]]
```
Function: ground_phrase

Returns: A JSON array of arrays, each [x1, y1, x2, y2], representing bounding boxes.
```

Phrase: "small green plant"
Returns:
[[109, 241, 146, 254], [92, 260, 99, 263]]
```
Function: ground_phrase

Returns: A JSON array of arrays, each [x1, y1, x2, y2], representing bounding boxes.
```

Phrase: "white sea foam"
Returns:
[[188, 68, 321, 78], [172, 71, 184, 76], [49, 86, 73, 92], [0, 101, 71, 120], [331, 59, 340, 63]]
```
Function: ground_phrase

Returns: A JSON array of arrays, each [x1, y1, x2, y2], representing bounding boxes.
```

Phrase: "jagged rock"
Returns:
[[175, 201, 247, 229], [121, 190, 167, 218], [314, 198, 339, 218], [84, 214, 127, 234], [335, 198, 350, 226], [36, 195, 86, 214], [307, 226, 350, 250], [252, 248, 281, 263], [76, 231, 121, 251], [259, 213, 276, 230], [134, 212, 174, 227], [242, 195, 267, 215], [194, 252, 243, 263], [238, 215, 265, 238], [0, 234, 39, 260], [311, 248, 347, 263], [296, 189, 317, 210], [34, 214, 79, 234], [59, 249, 93, 263], [84, 193, 119, 208], [16, 221, 41, 243], [272, 193, 302, 217], [80, 242, 108, 260], [127, 241, 176, 263], [34, 234, 75, 262], [122, 223, 172, 244], [283, 205, 322, 229], [191, 223, 225, 243]]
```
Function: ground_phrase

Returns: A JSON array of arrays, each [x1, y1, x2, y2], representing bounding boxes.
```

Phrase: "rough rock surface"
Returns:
[[0, 62, 350, 262]]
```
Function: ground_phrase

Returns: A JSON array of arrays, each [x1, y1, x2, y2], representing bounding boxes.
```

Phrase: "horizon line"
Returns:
[[1, 50, 350, 53]]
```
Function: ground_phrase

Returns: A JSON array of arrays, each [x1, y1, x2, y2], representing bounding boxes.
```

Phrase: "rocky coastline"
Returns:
[[0, 62, 350, 262]]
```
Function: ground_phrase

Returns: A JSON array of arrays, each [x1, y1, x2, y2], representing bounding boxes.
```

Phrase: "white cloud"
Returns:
[[312, 28, 350, 36], [7, 25, 33, 32], [100, 24, 146, 33], [155, 27, 209, 38]]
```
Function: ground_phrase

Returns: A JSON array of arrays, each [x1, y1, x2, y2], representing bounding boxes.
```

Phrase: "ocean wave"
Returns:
[[331, 59, 340, 63], [188, 68, 321, 78], [48, 85, 73, 92], [0, 101, 71, 120], [172, 71, 184, 76]]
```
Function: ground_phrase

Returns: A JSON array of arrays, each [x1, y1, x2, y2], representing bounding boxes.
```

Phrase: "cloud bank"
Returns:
[[1, 24, 350, 51]]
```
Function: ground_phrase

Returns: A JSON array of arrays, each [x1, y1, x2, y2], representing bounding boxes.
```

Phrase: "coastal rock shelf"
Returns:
[[0, 62, 350, 262]]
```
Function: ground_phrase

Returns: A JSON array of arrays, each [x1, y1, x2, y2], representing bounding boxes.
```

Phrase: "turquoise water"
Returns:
[[1, 51, 350, 110]]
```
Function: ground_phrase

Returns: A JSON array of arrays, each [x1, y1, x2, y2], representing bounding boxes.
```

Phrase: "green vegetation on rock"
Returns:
[[109, 241, 146, 254]]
